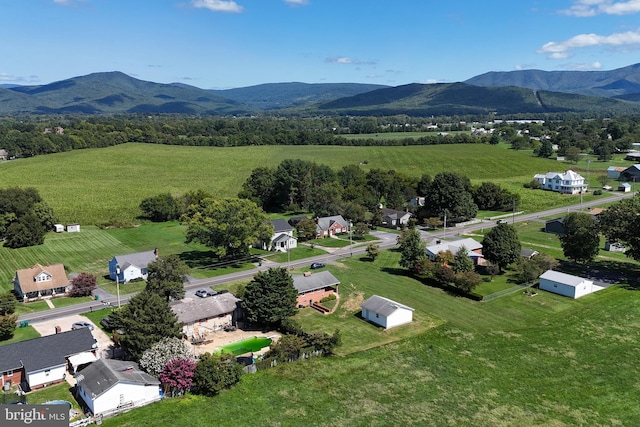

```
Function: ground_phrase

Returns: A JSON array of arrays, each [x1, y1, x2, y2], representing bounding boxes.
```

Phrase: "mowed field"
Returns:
[[101, 251, 640, 427], [0, 142, 578, 225]]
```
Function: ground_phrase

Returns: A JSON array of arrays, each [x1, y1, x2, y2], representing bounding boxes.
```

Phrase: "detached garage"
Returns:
[[539, 270, 604, 299], [361, 295, 414, 329]]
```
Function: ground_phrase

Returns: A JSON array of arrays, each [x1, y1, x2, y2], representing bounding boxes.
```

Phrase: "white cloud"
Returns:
[[560, 61, 603, 70], [0, 73, 40, 83], [192, 0, 243, 13], [560, 0, 640, 17], [284, 0, 309, 5], [538, 30, 640, 58], [325, 56, 376, 66]]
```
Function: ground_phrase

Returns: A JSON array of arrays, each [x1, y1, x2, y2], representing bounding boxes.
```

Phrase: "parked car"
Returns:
[[206, 290, 218, 297], [72, 321, 94, 331], [217, 290, 229, 295], [310, 262, 325, 269], [100, 317, 113, 331], [195, 289, 209, 298]]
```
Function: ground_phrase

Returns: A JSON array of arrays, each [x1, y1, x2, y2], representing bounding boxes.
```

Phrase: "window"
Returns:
[[45, 370, 50, 376], [376, 313, 379, 318], [6, 370, 13, 376]]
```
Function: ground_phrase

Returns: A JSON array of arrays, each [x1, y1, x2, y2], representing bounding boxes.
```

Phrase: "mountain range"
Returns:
[[1, 64, 640, 116]]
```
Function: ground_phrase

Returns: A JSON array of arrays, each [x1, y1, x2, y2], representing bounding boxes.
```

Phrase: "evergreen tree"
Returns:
[[118, 291, 181, 361], [241, 268, 298, 326], [452, 246, 474, 274]]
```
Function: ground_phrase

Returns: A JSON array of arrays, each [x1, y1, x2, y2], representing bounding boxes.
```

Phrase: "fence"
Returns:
[[482, 281, 535, 302]]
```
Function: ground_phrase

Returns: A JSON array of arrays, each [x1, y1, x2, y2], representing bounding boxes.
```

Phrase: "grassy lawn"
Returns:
[[0, 325, 40, 346], [14, 300, 50, 315], [49, 296, 94, 308], [260, 246, 327, 264], [307, 238, 351, 248], [101, 249, 640, 426], [24, 382, 83, 416]]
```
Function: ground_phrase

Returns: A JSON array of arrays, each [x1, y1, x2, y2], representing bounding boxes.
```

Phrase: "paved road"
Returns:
[[17, 191, 637, 323]]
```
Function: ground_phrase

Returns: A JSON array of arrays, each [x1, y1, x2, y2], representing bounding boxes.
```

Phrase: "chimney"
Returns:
[[55, 326, 61, 334]]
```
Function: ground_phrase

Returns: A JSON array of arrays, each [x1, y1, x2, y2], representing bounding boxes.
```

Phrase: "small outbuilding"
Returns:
[[618, 182, 631, 192], [361, 295, 414, 329], [538, 270, 604, 299], [54, 224, 65, 233], [66, 223, 80, 232]]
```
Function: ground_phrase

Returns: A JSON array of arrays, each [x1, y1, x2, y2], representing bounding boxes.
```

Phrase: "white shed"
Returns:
[[54, 224, 65, 233], [66, 223, 80, 232], [361, 295, 414, 329], [539, 270, 604, 299]]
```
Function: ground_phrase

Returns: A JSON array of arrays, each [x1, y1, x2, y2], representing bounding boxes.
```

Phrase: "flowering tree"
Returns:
[[139, 337, 195, 377], [69, 272, 97, 297], [159, 358, 196, 397]]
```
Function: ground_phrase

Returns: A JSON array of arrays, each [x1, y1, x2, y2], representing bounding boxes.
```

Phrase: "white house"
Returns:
[[76, 359, 161, 417], [361, 295, 414, 329], [0, 328, 98, 391], [381, 208, 413, 228], [533, 170, 587, 194], [538, 270, 605, 299], [108, 250, 158, 283], [258, 219, 297, 252], [425, 238, 484, 264]]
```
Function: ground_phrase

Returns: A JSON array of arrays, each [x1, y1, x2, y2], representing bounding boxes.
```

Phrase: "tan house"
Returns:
[[13, 263, 70, 301]]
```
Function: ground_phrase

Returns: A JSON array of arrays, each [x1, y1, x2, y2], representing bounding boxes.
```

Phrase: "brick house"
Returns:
[[292, 271, 340, 307]]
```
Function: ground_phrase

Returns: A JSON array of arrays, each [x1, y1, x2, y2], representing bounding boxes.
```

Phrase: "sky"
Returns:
[[2, 0, 640, 89]]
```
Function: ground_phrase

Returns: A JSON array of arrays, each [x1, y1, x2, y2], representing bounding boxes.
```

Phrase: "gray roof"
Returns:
[[316, 215, 347, 232], [272, 233, 296, 244], [361, 295, 414, 317], [382, 208, 412, 219], [171, 293, 240, 325], [76, 359, 159, 399], [293, 271, 340, 294], [426, 237, 482, 256], [271, 219, 293, 233], [520, 248, 539, 258], [113, 250, 157, 270], [539, 270, 590, 287], [0, 328, 97, 374]]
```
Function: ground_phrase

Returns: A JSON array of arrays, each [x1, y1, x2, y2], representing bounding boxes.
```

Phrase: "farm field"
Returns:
[[0, 142, 591, 225], [100, 250, 640, 426]]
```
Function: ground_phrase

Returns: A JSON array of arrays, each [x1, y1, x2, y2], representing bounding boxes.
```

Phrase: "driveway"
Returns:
[[29, 314, 116, 359]]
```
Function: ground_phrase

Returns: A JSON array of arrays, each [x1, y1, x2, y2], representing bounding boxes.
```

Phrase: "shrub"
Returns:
[[593, 189, 602, 195]]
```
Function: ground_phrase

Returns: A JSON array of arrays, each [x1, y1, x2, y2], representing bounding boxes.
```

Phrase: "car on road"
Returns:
[[72, 321, 94, 331], [195, 289, 210, 298], [310, 262, 325, 269]]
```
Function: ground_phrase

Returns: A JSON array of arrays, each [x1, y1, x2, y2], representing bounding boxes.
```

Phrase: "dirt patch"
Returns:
[[339, 290, 365, 317]]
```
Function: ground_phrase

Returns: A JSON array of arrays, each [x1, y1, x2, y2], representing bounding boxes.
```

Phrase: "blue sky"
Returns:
[[2, 0, 640, 89]]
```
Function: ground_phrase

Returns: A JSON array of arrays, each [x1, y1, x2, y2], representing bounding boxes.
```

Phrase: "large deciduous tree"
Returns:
[[241, 267, 298, 326], [145, 255, 189, 302], [118, 291, 182, 361], [0, 187, 56, 249], [482, 223, 521, 273], [398, 229, 426, 274], [598, 194, 640, 261], [183, 198, 273, 259], [423, 172, 477, 222], [139, 193, 181, 222], [191, 353, 243, 397], [559, 212, 600, 263]]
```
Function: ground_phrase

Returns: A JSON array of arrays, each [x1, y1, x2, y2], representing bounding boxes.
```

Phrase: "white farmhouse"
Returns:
[[533, 170, 587, 194], [361, 295, 414, 329], [76, 359, 161, 417], [108, 250, 158, 283], [539, 270, 605, 299]]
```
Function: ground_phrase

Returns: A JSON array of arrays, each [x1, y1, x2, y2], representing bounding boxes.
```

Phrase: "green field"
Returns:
[[0, 142, 580, 225], [101, 249, 640, 426]]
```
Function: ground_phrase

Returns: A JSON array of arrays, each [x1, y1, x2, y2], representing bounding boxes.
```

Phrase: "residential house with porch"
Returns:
[[425, 238, 484, 265], [13, 263, 70, 301], [533, 170, 587, 194], [381, 208, 413, 228], [256, 219, 297, 252]]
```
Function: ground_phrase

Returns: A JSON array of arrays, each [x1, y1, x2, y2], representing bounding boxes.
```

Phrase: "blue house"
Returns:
[[108, 249, 158, 283]]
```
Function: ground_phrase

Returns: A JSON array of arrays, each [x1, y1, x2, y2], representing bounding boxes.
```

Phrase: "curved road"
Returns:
[[17, 191, 636, 324]]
